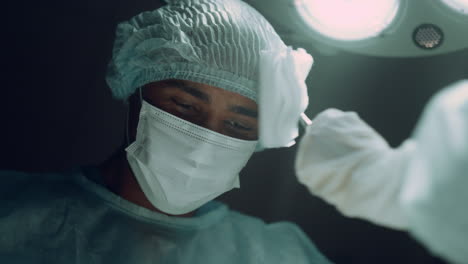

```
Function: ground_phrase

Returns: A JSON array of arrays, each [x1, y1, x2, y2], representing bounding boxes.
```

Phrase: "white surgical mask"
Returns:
[[126, 100, 258, 215]]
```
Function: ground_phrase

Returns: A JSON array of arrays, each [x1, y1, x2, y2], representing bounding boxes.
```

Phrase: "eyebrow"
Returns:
[[229, 105, 258, 119], [172, 81, 211, 103]]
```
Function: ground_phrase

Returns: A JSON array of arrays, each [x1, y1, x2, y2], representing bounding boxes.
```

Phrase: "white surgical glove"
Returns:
[[400, 80, 468, 264], [258, 47, 313, 149], [295, 109, 414, 230], [295, 80, 468, 264]]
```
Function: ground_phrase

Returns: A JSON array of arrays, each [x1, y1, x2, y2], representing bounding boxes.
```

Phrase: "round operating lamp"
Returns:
[[291, 0, 468, 57], [441, 0, 468, 15], [295, 0, 401, 41]]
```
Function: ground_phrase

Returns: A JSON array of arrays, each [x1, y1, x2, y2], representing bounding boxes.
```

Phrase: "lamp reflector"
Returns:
[[296, 0, 400, 41]]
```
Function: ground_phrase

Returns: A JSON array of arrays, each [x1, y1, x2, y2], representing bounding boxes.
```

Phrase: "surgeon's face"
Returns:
[[132, 79, 258, 141]]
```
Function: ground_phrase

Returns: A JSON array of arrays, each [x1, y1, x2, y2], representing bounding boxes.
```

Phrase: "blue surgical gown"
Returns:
[[0, 168, 331, 264]]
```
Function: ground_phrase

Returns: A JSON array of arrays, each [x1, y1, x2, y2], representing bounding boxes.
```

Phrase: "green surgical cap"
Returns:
[[106, 0, 286, 102]]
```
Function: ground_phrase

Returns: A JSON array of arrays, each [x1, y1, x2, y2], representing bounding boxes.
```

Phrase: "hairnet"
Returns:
[[106, 0, 286, 102]]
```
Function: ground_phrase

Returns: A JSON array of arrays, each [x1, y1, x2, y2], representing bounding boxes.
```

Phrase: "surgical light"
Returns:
[[285, 0, 468, 57], [244, 0, 468, 57], [441, 0, 468, 15], [295, 0, 400, 41]]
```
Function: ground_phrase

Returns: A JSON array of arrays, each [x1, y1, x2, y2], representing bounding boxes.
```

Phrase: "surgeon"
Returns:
[[0, 0, 332, 263], [295, 79, 468, 264]]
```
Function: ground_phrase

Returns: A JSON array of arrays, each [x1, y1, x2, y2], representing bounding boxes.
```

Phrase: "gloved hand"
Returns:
[[258, 47, 313, 149], [295, 108, 415, 230], [400, 80, 468, 264], [295, 80, 468, 264]]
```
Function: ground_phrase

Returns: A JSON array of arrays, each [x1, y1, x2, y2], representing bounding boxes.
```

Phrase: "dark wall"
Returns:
[[2, 1, 467, 263], [3, 0, 164, 171]]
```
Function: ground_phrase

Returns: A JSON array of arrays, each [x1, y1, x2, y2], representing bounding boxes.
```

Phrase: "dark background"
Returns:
[[2, 0, 467, 263]]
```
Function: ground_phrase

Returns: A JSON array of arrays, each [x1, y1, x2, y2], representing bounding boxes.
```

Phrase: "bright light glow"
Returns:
[[296, 0, 400, 41], [441, 0, 468, 14]]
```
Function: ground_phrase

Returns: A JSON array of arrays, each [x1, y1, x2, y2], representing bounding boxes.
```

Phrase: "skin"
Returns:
[[97, 79, 258, 217]]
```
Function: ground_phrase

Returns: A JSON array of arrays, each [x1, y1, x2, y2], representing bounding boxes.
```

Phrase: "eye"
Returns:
[[172, 98, 195, 111], [225, 120, 253, 131]]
